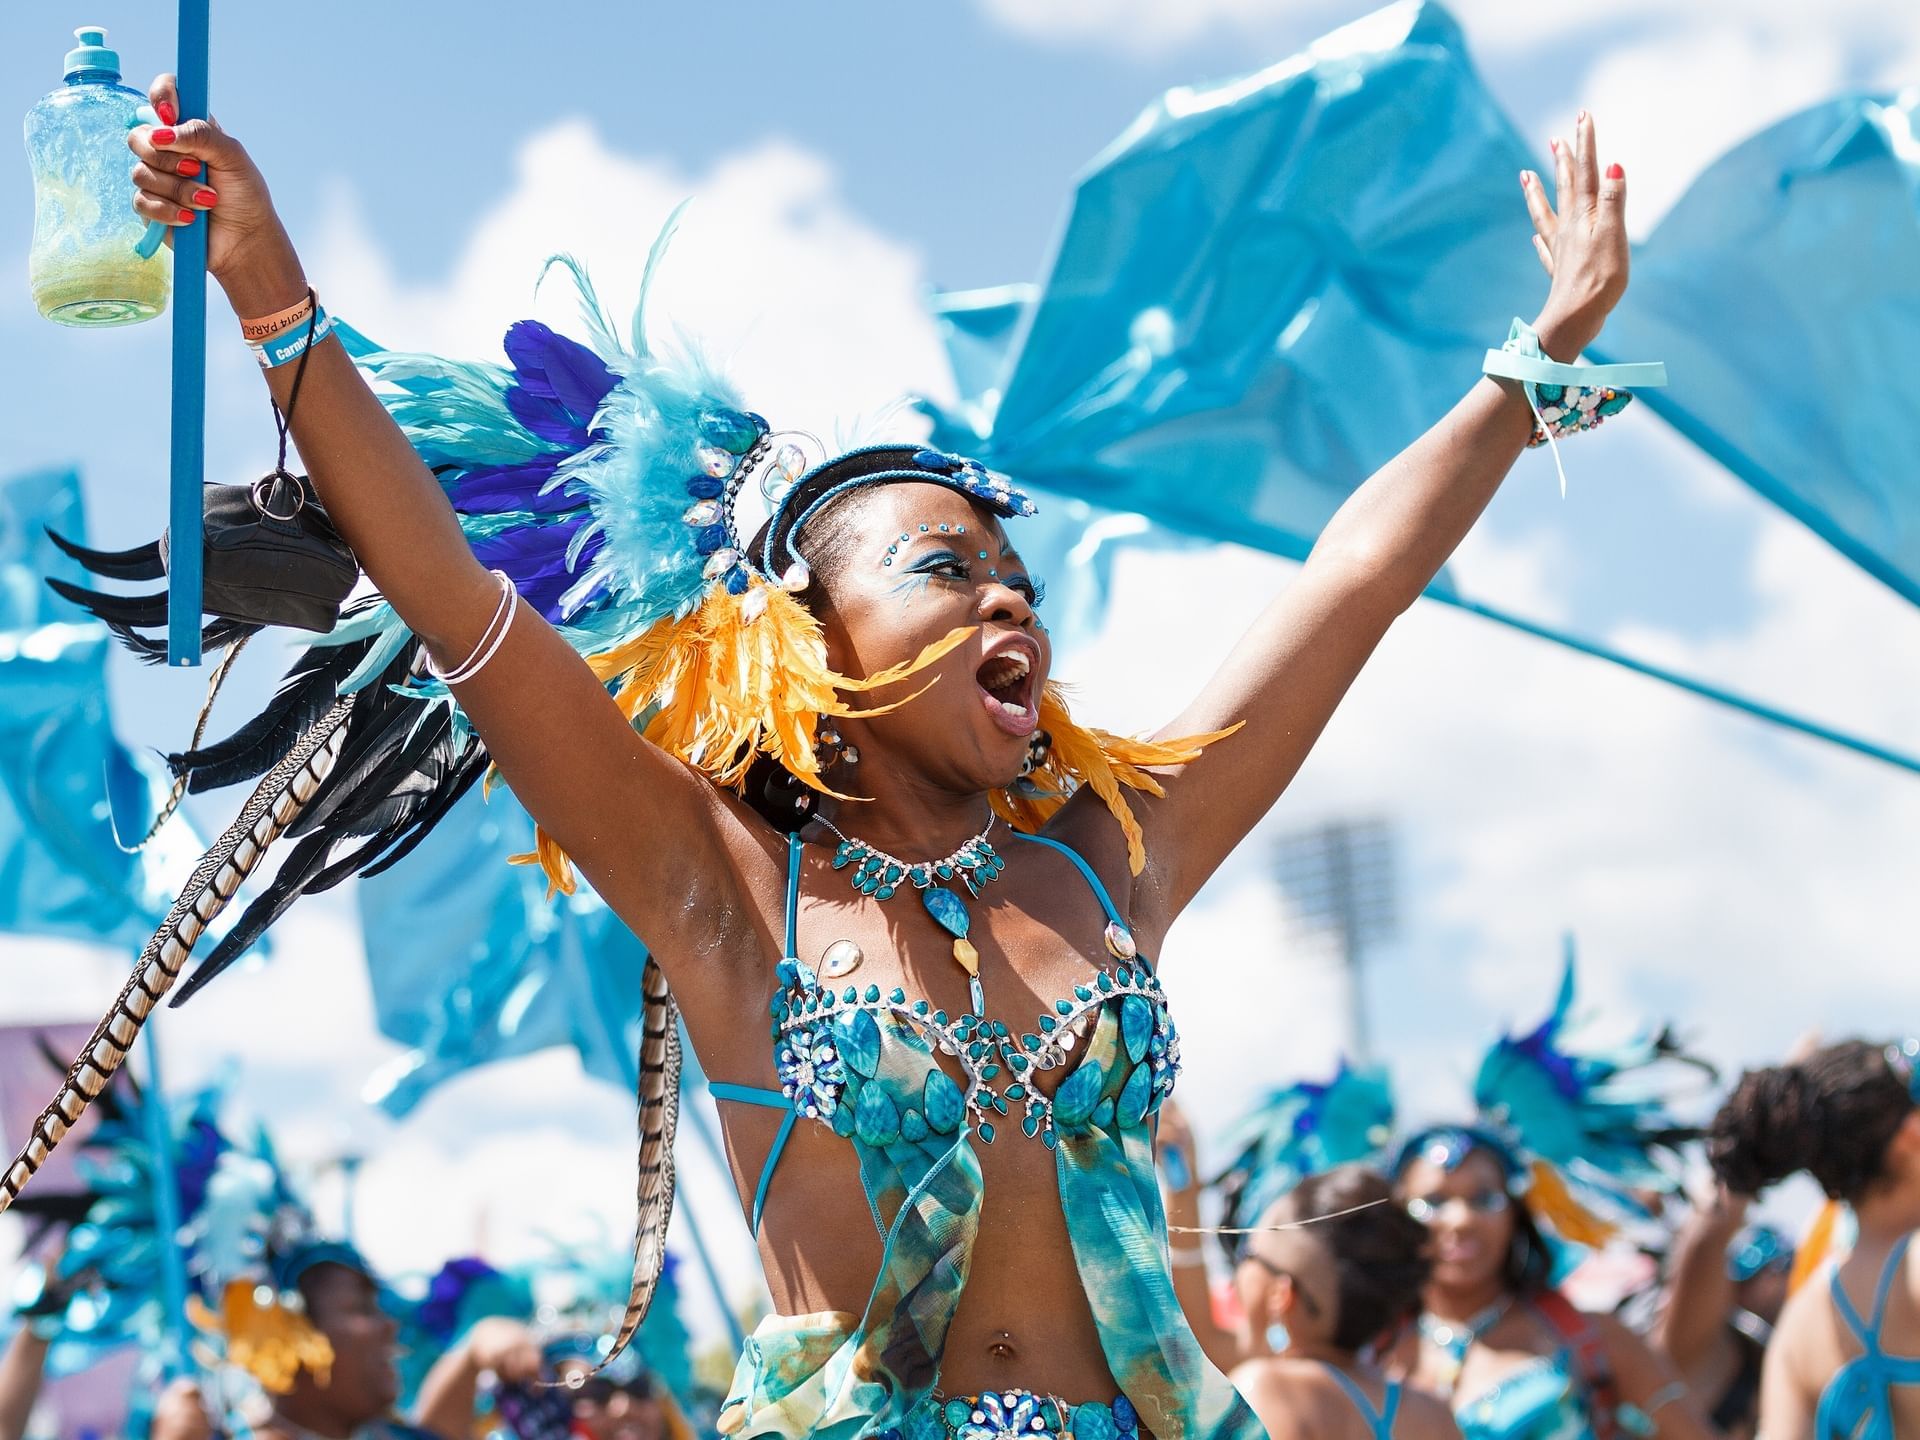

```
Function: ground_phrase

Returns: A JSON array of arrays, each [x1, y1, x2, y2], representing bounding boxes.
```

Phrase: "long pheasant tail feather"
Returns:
[[560, 956, 682, 1384], [0, 697, 354, 1216]]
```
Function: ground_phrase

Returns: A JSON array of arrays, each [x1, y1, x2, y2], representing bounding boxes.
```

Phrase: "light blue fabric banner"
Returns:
[[922, 1, 1527, 595], [929, 290, 1205, 656], [1598, 91, 1920, 606], [0, 468, 183, 947], [356, 785, 647, 1116]]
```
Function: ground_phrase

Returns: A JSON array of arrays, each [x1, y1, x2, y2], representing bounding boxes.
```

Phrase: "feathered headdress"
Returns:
[[1211, 1060, 1395, 1258], [1393, 944, 1713, 1249], [5, 1053, 228, 1375], [178, 1127, 372, 1394], [4, 212, 1235, 1376]]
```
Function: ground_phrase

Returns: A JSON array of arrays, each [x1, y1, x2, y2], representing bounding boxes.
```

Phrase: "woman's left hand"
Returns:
[[1521, 109, 1630, 361]]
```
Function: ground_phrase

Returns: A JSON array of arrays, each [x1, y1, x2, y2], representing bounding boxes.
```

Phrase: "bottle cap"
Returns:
[[63, 26, 121, 80]]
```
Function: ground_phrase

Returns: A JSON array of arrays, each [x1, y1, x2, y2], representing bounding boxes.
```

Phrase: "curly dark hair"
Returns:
[[1276, 1165, 1432, 1352], [1708, 1039, 1913, 1203]]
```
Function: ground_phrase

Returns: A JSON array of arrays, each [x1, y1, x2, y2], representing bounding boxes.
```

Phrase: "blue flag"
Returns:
[[0, 469, 185, 947], [922, 1, 1534, 594], [356, 786, 647, 1116], [1599, 91, 1920, 606]]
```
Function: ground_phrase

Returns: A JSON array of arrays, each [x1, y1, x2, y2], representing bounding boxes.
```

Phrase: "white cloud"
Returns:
[[974, 0, 1919, 67], [312, 121, 953, 462], [1053, 485, 1920, 1203]]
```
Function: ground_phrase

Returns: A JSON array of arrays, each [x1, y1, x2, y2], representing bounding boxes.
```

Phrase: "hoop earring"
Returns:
[[1508, 1228, 1534, 1283]]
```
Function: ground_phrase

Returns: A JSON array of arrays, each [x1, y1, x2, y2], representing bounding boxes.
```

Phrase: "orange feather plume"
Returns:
[[187, 1281, 334, 1393], [512, 577, 973, 895], [990, 683, 1242, 875], [1523, 1159, 1618, 1249]]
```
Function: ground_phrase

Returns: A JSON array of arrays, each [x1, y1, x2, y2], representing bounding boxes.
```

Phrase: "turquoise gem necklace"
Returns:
[[819, 814, 1004, 1015]]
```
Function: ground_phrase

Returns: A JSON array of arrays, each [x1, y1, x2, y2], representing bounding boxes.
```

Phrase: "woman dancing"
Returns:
[[1229, 1166, 1461, 1440], [1392, 1131, 1713, 1440], [87, 73, 1637, 1440], [1709, 1039, 1920, 1439]]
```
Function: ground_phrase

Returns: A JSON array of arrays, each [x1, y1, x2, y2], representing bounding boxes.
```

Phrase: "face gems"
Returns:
[[821, 939, 863, 979]]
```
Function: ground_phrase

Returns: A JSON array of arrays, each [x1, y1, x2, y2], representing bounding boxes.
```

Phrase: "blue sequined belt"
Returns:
[[899, 1388, 1143, 1440]]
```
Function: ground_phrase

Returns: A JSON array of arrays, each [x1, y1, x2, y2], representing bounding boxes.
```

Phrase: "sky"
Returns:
[[2, 0, 1919, 1340]]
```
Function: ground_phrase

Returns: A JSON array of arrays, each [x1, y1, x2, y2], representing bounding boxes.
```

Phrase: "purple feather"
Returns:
[[444, 457, 586, 516], [471, 516, 599, 621], [173, 1115, 226, 1217], [504, 321, 617, 431], [416, 1258, 503, 1345], [505, 383, 588, 447]]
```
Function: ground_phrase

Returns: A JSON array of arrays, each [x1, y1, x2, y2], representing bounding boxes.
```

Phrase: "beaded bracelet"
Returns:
[[1482, 318, 1667, 495]]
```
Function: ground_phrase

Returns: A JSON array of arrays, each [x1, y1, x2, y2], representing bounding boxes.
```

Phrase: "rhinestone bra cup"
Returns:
[[770, 950, 1181, 1149]]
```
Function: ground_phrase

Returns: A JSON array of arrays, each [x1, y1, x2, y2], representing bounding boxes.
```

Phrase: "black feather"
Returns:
[[44, 577, 170, 626], [44, 528, 165, 581], [175, 638, 378, 790]]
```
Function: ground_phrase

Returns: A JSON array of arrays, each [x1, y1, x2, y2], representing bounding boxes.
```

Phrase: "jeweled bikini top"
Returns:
[[713, 828, 1182, 1234]]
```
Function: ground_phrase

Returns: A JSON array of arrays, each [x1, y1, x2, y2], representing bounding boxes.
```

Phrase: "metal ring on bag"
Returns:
[[250, 470, 307, 522]]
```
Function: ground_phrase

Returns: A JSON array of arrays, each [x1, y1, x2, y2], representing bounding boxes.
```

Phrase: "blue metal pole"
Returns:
[[1439, 593, 1920, 777], [139, 1028, 193, 1377], [166, 0, 210, 666]]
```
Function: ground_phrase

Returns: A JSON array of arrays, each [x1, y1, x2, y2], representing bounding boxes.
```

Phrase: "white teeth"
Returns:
[[1003, 703, 1029, 717], [979, 650, 1034, 691]]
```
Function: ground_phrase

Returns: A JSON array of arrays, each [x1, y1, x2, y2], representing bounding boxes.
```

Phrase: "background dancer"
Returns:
[[1709, 1039, 1920, 1439], [1652, 1191, 1791, 1440], [1228, 1166, 1461, 1440]]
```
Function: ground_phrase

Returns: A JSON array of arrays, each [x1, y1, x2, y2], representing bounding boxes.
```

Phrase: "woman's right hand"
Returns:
[[127, 73, 301, 307]]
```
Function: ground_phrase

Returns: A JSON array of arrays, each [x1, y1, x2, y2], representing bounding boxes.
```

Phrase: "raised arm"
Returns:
[[126, 79, 774, 984], [1652, 1188, 1749, 1374], [1592, 1313, 1721, 1440], [1132, 113, 1630, 926]]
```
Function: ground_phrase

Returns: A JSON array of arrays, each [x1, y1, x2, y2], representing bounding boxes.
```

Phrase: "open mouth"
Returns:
[[975, 646, 1038, 736]]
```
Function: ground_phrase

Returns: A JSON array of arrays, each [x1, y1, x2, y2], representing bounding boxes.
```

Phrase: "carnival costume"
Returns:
[[1390, 955, 1708, 1440], [0, 218, 1257, 1431], [5, 1059, 228, 1385], [1210, 1060, 1396, 1261]]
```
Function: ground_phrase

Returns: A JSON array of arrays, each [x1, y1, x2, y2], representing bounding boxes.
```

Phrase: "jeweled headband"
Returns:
[[756, 443, 1038, 583]]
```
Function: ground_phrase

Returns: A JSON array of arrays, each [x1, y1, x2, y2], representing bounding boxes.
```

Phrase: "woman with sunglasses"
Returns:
[[1708, 1038, 1920, 1440], [1228, 1166, 1461, 1440], [1390, 1129, 1715, 1440]]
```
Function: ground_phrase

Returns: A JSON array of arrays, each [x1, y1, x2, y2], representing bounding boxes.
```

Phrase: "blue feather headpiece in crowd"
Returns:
[[1212, 1060, 1396, 1257], [1393, 944, 1712, 1247]]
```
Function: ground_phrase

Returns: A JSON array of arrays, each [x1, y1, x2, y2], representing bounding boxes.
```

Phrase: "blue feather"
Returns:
[[472, 516, 599, 621]]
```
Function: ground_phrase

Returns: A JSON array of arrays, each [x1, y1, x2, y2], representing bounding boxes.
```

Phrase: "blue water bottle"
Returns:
[[25, 26, 170, 326]]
